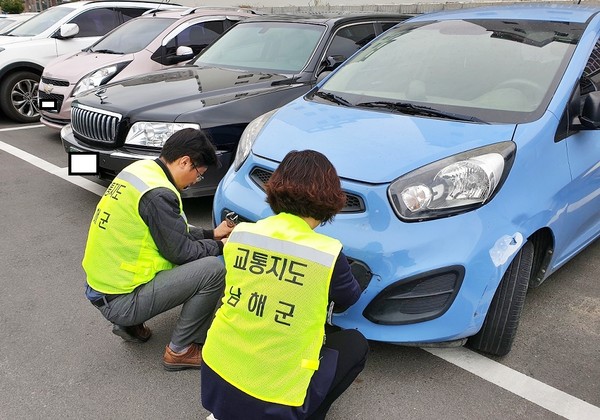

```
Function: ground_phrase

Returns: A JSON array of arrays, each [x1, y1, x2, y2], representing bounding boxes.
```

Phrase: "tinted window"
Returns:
[[119, 7, 150, 22], [195, 22, 325, 73], [90, 17, 175, 54], [9, 6, 73, 36], [70, 8, 120, 37], [326, 23, 377, 62], [165, 20, 225, 56]]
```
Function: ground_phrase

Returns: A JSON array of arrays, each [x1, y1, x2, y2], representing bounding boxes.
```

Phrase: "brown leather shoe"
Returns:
[[163, 343, 202, 371], [112, 323, 152, 343]]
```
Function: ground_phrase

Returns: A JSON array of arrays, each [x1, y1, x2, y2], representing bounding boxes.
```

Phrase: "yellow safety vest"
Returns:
[[82, 160, 184, 294], [202, 212, 342, 406]]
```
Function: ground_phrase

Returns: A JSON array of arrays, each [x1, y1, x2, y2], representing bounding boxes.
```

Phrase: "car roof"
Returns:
[[238, 12, 414, 26], [408, 4, 600, 24], [51, 0, 182, 10], [138, 6, 257, 20]]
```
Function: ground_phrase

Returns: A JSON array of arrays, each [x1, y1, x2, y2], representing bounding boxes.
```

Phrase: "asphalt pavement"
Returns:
[[0, 116, 598, 419]]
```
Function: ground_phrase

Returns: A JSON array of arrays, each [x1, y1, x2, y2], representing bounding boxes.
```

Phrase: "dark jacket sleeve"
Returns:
[[328, 252, 361, 312], [139, 187, 223, 265]]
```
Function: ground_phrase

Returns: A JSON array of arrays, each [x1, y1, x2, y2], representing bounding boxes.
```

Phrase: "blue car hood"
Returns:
[[253, 99, 517, 183]]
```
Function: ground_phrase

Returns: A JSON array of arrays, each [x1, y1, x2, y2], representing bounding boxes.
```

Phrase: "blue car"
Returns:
[[213, 5, 600, 356]]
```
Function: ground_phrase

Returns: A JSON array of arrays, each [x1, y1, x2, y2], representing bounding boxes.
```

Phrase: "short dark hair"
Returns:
[[265, 150, 346, 224], [160, 128, 218, 167]]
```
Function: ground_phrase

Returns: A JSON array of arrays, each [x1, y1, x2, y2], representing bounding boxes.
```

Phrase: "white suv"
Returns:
[[0, 0, 171, 123]]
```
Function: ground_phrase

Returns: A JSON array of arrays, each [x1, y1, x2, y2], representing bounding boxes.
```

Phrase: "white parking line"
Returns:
[[0, 124, 45, 132], [426, 347, 600, 419], [1, 134, 599, 419], [0, 140, 105, 196]]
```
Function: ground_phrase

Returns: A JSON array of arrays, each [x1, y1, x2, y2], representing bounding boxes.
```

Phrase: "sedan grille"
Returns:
[[71, 104, 122, 145], [38, 91, 64, 113], [41, 76, 69, 87], [249, 167, 366, 213]]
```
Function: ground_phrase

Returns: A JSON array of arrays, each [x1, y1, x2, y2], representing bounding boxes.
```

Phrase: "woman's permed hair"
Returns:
[[265, 150, 346, 224]]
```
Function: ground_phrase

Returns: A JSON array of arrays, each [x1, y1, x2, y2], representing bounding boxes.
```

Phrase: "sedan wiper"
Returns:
[[314, 91, 354, 107], [356, 101, 487, 123], [91, 49, 124, 54]]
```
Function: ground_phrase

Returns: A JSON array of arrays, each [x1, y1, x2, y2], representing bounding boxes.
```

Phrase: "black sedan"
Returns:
[[60, 13, 411, 197]]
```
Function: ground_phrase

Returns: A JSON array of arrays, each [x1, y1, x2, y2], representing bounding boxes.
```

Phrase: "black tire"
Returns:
[[0, 71, 40, 123], [468, 241, 534, 356]]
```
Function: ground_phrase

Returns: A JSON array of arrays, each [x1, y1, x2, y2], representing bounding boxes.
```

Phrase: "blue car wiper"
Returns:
[[314, 91, 354, 107], [356, 101, 488, 123]]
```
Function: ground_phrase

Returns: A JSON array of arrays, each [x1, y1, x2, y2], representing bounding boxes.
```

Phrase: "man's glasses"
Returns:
[[192, 162, 204, 182]]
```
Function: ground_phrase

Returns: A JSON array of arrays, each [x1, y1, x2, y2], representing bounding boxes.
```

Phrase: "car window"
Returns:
[[325, 23, 378, 63], [90, 17, 175, 54], [8, 6, 73, 36], [118, 7, 150, 23], [69, 8, 120, 37], [195, 22, 325, 73], [580, 38, 600, 95], [165, 20, 226, 56]]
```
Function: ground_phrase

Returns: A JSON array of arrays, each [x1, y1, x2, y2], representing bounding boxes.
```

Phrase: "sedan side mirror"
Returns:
[[56, 23, 79, 39]]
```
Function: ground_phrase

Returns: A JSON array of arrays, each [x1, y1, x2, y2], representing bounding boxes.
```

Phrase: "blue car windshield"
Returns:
[[193, 21, 325, 73], [89, 17, 175, 54], [320, 19, 583, 124], [8, 6, 73, 36]]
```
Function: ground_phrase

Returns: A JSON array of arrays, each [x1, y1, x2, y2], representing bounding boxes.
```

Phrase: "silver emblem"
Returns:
[[43, 84, 54, 94], [95, 88, 108, 104]]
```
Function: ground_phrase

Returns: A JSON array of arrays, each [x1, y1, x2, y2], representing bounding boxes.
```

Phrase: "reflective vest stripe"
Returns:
[[116, 170, 150, 193], [230, 231, 337, 267]]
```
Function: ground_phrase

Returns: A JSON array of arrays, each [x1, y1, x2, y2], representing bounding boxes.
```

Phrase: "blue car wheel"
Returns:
[[468, 241, 534, 356]]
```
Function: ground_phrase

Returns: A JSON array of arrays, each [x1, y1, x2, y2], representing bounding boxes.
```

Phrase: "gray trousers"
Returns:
[[97, 256, 225, 347]]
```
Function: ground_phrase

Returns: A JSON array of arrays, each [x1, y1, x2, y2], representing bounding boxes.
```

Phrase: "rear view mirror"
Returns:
[[166, 46, 194, 65]]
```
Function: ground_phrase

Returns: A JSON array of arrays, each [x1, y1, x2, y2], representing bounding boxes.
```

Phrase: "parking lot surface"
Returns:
[[0, 117, 598, 419]]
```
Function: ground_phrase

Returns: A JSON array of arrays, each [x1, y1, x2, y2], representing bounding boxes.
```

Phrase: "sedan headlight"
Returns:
[[125, 122, 200, 147], [232, 109, 278, 171], [72, 63, 129, 97], [388, 141, 516, 221]]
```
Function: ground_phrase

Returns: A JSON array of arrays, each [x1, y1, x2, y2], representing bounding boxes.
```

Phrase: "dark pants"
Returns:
[[307, 329, 369, 419]]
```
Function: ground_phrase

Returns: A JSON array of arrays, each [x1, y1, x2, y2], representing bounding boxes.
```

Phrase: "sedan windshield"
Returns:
[[320, 19, 583, 123], [8, 7, 73, 36], [89, 17, 175, 54], [193, 21, 325, 73]]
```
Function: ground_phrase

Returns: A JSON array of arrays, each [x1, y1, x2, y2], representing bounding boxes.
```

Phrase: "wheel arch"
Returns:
[[0, 62, 44, 82]]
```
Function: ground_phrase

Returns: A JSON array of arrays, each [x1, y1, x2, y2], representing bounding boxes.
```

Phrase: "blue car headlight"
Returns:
[[232, 109, 278, 171], [388, 141, 516, 221]]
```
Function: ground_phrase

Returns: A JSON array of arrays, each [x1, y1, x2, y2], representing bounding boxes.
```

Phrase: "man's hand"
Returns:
[[213, 220, 234, 240]]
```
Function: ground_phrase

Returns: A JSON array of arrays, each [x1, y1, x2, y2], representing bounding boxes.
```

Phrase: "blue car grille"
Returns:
[[249, 167, 366, 213], [71, 104, 121, 145]]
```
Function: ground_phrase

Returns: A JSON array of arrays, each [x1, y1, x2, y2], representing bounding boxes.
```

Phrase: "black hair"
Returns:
[[160, 128, 218, 167]]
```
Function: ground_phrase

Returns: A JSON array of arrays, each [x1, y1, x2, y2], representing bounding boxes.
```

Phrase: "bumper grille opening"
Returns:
[[363, 266, 464, 325], [38, 92, 64, 113], [249, 167, 366, 213]]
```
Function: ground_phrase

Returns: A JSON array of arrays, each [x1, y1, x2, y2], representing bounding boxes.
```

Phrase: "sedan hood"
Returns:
[[0, 35, 34, 45], [253, 98, 517, 184], [44, 51, 133, 81], [76, 66, 294, 118]]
